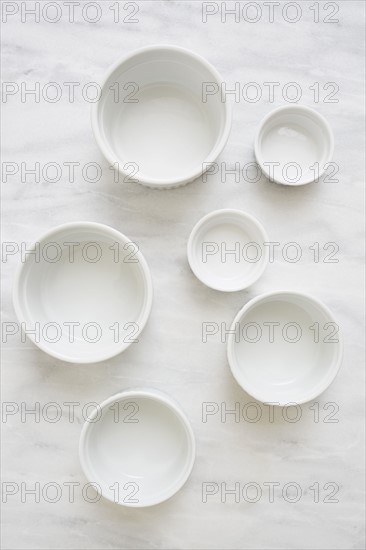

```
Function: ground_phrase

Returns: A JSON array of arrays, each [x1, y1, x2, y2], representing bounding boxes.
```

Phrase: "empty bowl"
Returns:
[[92, 45, 231, 188], [79, 389, 195, 507], [13, 222, 153, 363], [187, 209, 269, 291], [254, 105, 334, 185], [227, 291, 342, 405]]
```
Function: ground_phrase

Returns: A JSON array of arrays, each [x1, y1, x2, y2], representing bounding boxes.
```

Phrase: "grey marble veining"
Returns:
[[1, 1, 365, 549]]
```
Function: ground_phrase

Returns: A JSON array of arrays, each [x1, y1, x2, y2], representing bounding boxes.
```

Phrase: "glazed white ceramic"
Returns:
[[13, 222, 153, 363], [187, 209, 269, 291], [79, 389, 195, 507], [227, 291, 342, 405], [254, 105, 334, 185], [4, 8, 364, 549], [92, 45, 231, 188]]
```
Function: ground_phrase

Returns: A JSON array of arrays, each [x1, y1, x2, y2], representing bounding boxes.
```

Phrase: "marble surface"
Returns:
[[1, 1, 365, 549]]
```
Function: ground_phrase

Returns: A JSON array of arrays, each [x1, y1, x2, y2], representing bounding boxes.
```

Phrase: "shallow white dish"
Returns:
[[13, 222, 153, 363], [254, 105, 334, 185], [227, 291, 342, 405], [92, 45, 231, 188], [79, 389, 195, 507], [187, 209, 269, 291]]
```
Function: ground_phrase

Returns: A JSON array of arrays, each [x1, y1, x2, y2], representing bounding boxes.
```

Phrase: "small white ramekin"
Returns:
[[254, 105, 334, 185], [187, 209, 269, 291]]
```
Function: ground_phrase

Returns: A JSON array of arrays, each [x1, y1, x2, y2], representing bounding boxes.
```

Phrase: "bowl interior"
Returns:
[[229, 293, 341, 404], [81, 394, 194, 506], [257, 108, 333, 185], [15, 225, 151, 362], [189, 211, 268, 291], [97, 48, 227, 184]]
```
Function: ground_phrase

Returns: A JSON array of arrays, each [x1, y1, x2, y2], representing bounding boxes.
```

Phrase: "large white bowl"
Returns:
[[92, 45, 232, 188], [227, 292, 342, 405], [13, 222, 153, 363], [254, 105, 334, 185], [79, 389, 195, 507]]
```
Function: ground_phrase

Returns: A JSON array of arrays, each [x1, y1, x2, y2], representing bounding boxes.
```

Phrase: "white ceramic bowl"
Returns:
[[254, 105, 334, 185], [187, 209, 269, 291], [79, 389, 195, 507], [92, 45, 231, 188], [227, 292, 342, 405], [13, 222, 153, 363]]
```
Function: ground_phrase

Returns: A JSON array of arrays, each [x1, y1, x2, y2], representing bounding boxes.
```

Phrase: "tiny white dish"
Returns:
[[92, 45, 231, 188], [13, 222, 153, 363], [187, 209, 269, 292], [254, 105, 334, 185], [79, 389, 195, 507], [227, 291, 342, 405]]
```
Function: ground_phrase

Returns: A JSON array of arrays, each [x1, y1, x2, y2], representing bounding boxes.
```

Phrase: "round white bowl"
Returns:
[[13, 222, 153, 363], [92, 45, 232, 189], [79, 389, 195, 507], [187, 209, 269, 291], [254, 105, 334, 186], [227, 292, 342, 405]]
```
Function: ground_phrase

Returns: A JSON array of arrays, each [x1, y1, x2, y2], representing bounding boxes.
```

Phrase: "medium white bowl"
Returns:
[[79, 389, 195, 507], [254, 105, 334, 185], [92, 45, 231, 188], [227, 292, 342, 405], [13, 222, 153, 363], [187, 209, 269, 291]]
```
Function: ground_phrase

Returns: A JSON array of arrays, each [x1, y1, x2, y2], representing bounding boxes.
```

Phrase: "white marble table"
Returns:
[[1, 1, 365, 548]]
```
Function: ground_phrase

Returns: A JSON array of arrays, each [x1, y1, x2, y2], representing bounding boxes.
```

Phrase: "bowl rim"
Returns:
[[254, 104, 335, 186], [187, 208, 269, 292], [79, 388, 196, 507], [227, 290, 343, 405], [12, 221, 153, 364], [91, 44, 232, 188]]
